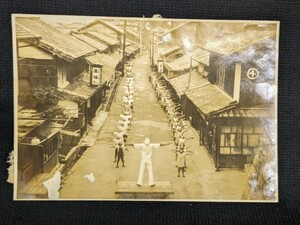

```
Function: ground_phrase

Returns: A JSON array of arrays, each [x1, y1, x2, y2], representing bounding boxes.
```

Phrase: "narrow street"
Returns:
[[60, 54, 247, 200]]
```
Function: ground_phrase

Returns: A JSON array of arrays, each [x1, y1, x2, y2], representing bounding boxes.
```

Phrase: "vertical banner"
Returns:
[[158, 60, 164, 73], [91, 66, 102, 86]]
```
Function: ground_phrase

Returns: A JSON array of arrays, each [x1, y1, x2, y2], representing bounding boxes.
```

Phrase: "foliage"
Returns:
[[19, 87, 66, 119]]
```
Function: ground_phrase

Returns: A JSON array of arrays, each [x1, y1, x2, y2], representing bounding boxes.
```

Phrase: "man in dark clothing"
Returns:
[[114, 142, 126, 168]]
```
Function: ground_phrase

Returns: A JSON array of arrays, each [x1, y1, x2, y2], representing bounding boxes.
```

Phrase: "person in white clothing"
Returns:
[[129, 137, 169, 187]]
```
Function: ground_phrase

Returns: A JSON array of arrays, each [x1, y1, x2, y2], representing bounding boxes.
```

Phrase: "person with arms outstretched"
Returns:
[[128, 137, 170, 187]]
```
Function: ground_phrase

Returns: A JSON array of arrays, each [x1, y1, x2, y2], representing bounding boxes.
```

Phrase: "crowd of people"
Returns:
[[112, 65, 194, 179], [113, 64, 135, 168], [149, 72, 194, 177]]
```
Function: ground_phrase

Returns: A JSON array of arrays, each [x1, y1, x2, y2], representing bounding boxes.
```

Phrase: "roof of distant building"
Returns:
[[165, 48, 210, 71], [77, 19, 139, 38], [202, 28, 276, 55], [86, 31, 119, 46], [70, 32, 109, 52]]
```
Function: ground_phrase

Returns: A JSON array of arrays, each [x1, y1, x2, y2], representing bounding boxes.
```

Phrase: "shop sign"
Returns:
[[247, 68, 259, 80], [158, 59, 164, 73], [90, 65, 102, 86]]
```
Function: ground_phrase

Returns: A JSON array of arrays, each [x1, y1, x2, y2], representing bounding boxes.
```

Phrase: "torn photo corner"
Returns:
[[12, 14, 279, 202]]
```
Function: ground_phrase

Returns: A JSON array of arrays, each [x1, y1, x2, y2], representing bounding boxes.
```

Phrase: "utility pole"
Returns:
[[139, 18, 143, 54], [151, 30, 154, 70], [187, 56, 192, 89], [122, 20, 127, 76]]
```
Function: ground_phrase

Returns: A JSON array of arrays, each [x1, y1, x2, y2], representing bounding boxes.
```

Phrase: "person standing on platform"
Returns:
[[128, 137, 170, 187]]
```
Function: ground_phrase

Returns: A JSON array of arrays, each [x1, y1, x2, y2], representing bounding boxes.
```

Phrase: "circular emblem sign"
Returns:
[[247, 68, 259, 80]]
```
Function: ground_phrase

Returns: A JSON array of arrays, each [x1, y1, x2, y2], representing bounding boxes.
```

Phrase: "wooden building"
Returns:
[[16, 17, 97, 90], [182, 26, 277, 169], [164, 47, 210, 78], [18, 109, 66, 186], [77, 19, 140, 56]]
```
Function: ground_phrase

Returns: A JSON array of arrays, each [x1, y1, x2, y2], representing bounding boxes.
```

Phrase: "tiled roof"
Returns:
[[18, 119, 46, 142], [16, 23, 40, 40], [16, 17, 96, 61], [153, 45, 182, 64], [71, 32, 108, 52], [212, 107, 274, 118], [169, 71, 210, 96], [185, 84, 236, 116], [63, 72, 104, 100], [86, 53, 119, 81], [159, 45, 181, 57], [87, 31, 119, 46], [33, 121, 64, 141], [110, 51, 123, 62], [78, 19, 139, 38], [118, 44, 139, 55], [203, 29, 276, 55], [165, 48, 210, 71]]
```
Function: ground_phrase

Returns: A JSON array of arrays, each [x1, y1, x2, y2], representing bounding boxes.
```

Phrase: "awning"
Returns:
[[62, 72, 105, 100], [211, 107, 275, 118], [71, 33, 108, 52], [169, 71, 210, 97], [185, 84, 236, 116], [165, 48, 209, 71], [18, 45, 55, 60]]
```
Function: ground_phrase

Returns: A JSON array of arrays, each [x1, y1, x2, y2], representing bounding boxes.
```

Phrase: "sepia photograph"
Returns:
[[12, 14, 279, 201]]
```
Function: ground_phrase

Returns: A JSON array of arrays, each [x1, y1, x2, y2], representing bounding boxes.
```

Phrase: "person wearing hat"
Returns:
[[129, 137, 170, 187], [114, 142, 126, 168]]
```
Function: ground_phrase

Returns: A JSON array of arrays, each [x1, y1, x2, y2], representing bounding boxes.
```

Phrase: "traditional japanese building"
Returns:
[[16, 17, 97, 90], [15, 17, 113, 186], [164, 47, 210, 78], [17, 108, 67, 190], [76, 19, 140, 58], [182, 25, 277, 169]]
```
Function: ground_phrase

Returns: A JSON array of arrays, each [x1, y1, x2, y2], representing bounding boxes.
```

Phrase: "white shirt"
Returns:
[[134, 143, 160, 161]]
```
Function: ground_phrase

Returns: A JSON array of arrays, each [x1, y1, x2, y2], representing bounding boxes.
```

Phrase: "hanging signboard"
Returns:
[[90, 65, 102, 86], [158, 59, 164, 73]]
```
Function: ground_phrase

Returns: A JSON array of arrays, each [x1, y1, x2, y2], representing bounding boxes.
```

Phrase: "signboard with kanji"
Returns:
[[91, 65, 102, 86]]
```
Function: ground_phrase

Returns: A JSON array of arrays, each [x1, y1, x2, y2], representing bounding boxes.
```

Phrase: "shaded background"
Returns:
[[0, 0, 299, 224]]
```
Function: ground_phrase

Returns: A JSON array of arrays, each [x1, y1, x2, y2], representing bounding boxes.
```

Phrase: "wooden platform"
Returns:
[[115, 181, 174, 199]]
